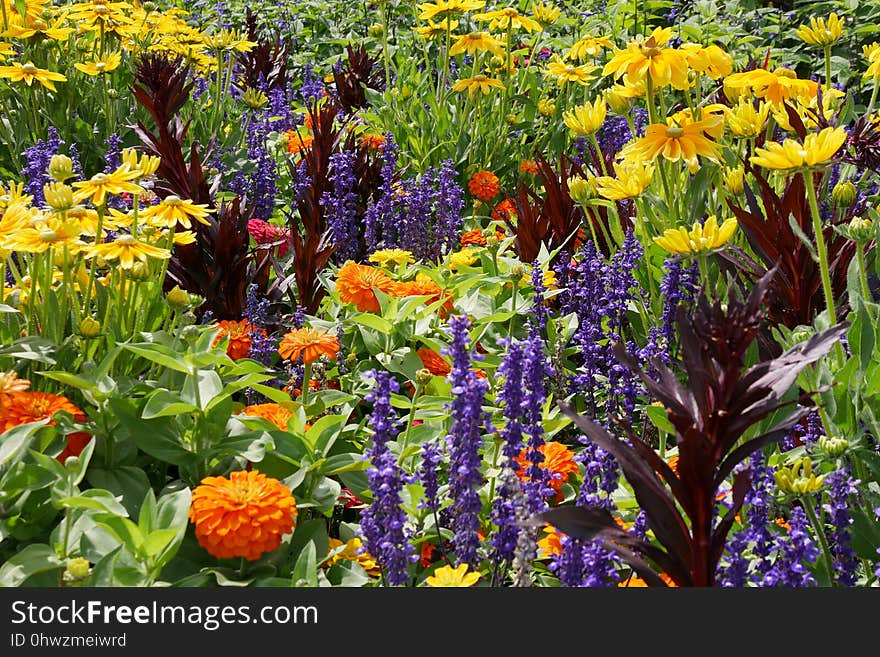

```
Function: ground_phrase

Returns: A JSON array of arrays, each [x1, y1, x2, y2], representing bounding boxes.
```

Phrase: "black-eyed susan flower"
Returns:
[[67, 0, 134, 34], [602, 27, 690, 90], [424, 563, 480, 587], [531, 1, 560, 25], [451, 74, 504, 96], [653, 215, 738, 255], [723, 97, 771, 138], [749, 126, 847, 170], [595, 159, 654, 200], [0, 60, 67, 90], [72, 167, 143, 206], [74, 51, 122, 76], [680, 43, 733, 79], [625, 118, 721, 168], [448, 31, 504, 56], [562, 98, 607, 136], [141, 195, 213, 229], [473, 7, 542, 32], [417, 0, 485, 21], [120, 149, 161, 178], [566, 34, 614, 61], [723, 67, 817, 106], [795, 12, 844, 48], [85, 234, 171, 269], [544, 56, 596, 86], [414, 17, 458, 40], [203, 28, 257, 52]]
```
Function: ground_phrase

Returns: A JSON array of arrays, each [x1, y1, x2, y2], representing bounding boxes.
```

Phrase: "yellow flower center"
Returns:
[[39, 229, 58, 242], [164, 195, 182, 206], [665, 125, 684, 138], [565, 65, 576, 74], [93, 3, 110, 15], [32, 19, 47, 30], [95, 62, 106, 71], [91, 173, 109, 183], [115, 234, 137, 245], [21, 63, 37, 74]]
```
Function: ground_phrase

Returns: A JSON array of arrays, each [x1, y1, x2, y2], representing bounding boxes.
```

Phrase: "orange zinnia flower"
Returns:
[[519, 159, 539, 175], [360, 133, 387, 150], [618, 572, 678, 587], [286, 131, 314, 155], [468, 170, 500, 200], [238, 403, 293, 431], [0, 391, 91, 463], [189, 470, 297, 561], [516, 441, 579, 502], [393, 273, 455, 317], [417, 348, 452, 376], [335, 261, 398, 313], [278, 327, 339, 364], [537, 524, 564, 558], [491, 198, 517, 222], [213, 319, 261, 361]]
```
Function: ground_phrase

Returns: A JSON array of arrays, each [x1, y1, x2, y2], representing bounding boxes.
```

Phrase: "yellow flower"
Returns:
[[141, 195, 213, 229], [0, 181, 32, 209], [1, 213, 84, 254], [625, 118, 721, 169], [596, 159, 654, 200], [0, 60, 67, 91], [724, 67, 817, 106], [85, 234, 171, 269], [451, 74, 504, 96], [865, 44, 880, 80], [723, 97, 771, 138], [120, 149, 161, 178], [74, 51, 122, 76], [749, 126, 847, 170], [669, 105, 725, 139], [566, 34, 614, 61], [537, 97, 556, 116], [602, 27, 690, 90], [544, 56, 596, 86], [368, 248, 415, 268], [67, 0, 134, 34], [448, 31, 504, 56], [72, 166, 143, 206], [414, 18, 458, 40], [424, 563, 481, 587], [562, 98, 607, 136], [531, 1, 560, 25], [680, 43, 733, 79], [204, 28, 257, 52], [654, 215, 738, 255], [473, 7, 543, 32], [448, 246, 483, 270], [418, 0, 485, 21], [722, 166, 745, 195], [0, 41, 13, 59], [795, 12, 844, 48]]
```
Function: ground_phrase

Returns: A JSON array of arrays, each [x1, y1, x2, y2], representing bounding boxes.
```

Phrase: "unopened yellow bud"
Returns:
[[818, 435, 848, 457], [166, 284, 191, 307], [43, 182, 74, 211], [832, 180, 857, 208], [537, 98, 556, 117], [65, 557, 91, 581], [722, 166, 745, 196], [79, 316, 101, 338], [568, 174, 597, 205], [48, 154, 75, 182]]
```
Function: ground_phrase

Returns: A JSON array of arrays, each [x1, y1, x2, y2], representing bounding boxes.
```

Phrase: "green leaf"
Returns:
[[322, 452, 367, 475], [87, 467, 152, 519], [645, 405, 675, 436], [847, 301, 876, 373], [109, 398, 196, 467], [0, 337, 57, 365], [0, 420, 50, 468], [305, 413, 349, 456], [142, 390, 199, 419], [0, 543, 64, 586], [183, 369, 224, 411], [291, 544, 318, 587], [94, 515, 144, 554], [123, 343, 193, 374], [59, 489, 128, 516], [143, 529, 180, 558], [352, 313, 393, 334]]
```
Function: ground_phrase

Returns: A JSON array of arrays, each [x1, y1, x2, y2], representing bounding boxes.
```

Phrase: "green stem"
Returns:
[[381, 4, 391, 95], [802, 171, 839, 327], [300, 360, 313, 410], [398, 380, 423, 468], [823, 46, 832, 93], [801, 494, 835, 586], [856, 241, 872, 303], [867, 78, 879, 115]]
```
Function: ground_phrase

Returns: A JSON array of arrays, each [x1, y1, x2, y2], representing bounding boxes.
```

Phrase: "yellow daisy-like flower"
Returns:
[[653, 215, 738, 255], [74, 51, 122, 76], [451, 74, 505, 96], [749, 126, 847, 170], [531, 1, 560, 25], [424, 563, 481, 587], [795, 12, 844, 48], [562, 98, 607, 136], [865, 44, 880, 81], [414, 18, 458, 40], [544, 56, 596, 86], [121, 148, 161, 178], [67, 0, 134, 34], [72, 166, 143, 206], [566, 34, 614, 61], [473, 7, 542, 32], [0, 41, 13, 60], [368, 248, 415, 268], [141, 195, 213, 229], [85, 234, 171, 269], [680, 43, 733, 79], [724, 67, 817, 106], [1, 213, 84, 254], [596, 159, 654, 200], [203, 28, 257, 52], [447, 246, 483, 270], [448, 31, 504, 56], [0, 60, 67, 91], [418, 0, 485, 21], [625, 118, 721, 168], [602, 27, 690, 90], [723, 97, 771, 138]]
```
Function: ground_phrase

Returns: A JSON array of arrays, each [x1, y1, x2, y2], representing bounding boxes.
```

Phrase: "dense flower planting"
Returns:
[[1, 0, 880, 588]]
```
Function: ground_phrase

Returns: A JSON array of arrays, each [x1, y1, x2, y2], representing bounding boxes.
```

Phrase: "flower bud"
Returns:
[[848, 215, 874, 242], [64, 557, 91, 581], [818, 434, 848, 457], [416, 368, 433, 386], [604, 88, 631, 115], [485, 234, 500, 248], [722, 166, 745, 196], [180, 324, 201, 341], [48, 154, 75, 182], [43, 182, 74, 211], [166, 284, 191, 308], [568, 174, 597, 205], [368, 22, 384, 37], [832, 180, 857, 208], [127, 261, 151, 281], [242, 87, 268, 110], [774, 457, 824, 494], [79, 316, 101, 338], [537, 98, 556, 117]]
